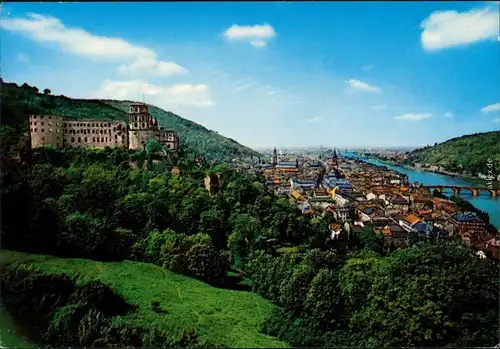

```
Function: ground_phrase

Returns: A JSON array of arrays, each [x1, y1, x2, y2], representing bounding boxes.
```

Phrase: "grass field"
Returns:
[[0, 250, 287, 348]]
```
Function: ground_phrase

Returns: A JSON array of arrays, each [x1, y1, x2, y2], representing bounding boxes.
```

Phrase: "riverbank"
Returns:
[[345, 152, 500, 229], [362, 155, 492, 187]]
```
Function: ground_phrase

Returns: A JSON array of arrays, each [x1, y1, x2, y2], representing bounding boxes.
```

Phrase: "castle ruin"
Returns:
[[29, 103, 179, 151]]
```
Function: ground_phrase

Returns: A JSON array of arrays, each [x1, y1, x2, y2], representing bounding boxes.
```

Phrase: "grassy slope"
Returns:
[[0, 250, 287, 348], [0, 251, 39, 348], [1, 81, 259, 161], [407, 131, 500, 173]]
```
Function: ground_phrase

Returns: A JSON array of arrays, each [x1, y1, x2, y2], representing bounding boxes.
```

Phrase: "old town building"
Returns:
[[29, 103, 179, 151]]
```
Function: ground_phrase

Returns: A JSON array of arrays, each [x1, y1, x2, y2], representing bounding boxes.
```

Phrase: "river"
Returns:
[[343, 152, 500, 229]]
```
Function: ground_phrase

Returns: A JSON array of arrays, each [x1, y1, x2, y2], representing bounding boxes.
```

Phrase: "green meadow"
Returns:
[[0, 250, 287, 348]]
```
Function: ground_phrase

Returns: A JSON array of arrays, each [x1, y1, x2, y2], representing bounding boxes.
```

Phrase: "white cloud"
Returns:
[[361, 65, 374, 71], [223, 24, 276, 47], [345, 79, 381, 93], [394, 113, 433, 121], [444, 111, 454, 118], [371, 104, 387, 111], [421, 6, 499, 51], [94, 80, 214, 108], [235, 77, 257, 91], [2, 13, 187, 76], [481, 103, 500, 113], [266, 90, 280, 97], [307, 116, 324, 123], [493, 118, 500, 123], [16, 52, 29, 62]]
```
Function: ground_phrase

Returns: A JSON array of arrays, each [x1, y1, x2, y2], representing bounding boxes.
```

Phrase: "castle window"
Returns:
[[105, 137, 107, 142], [101, 137, 104, 142], [71, 137, 75, 142], [88, 129, 90, 133], [92, 137, 95, 142], [115, 134, 118, 139], [142, 123, 145, 128], [78, 137, 81, 143], [34, 128, 37, 132], [134, 123, 138, 128], [42, 137, 45, 141], [49, 129, 53, 133], [84, 137, 87, 142], [41, 122, 44, 126], [30, 128, 32, 132], [48, 116, 51, 119], [33, 115, 37, 119], [100, 130, 103, 134], [41, 129, 44, 132], [40, 116, 44, 119], [48, 122, 52, 126], [113, 127, 117, 131]]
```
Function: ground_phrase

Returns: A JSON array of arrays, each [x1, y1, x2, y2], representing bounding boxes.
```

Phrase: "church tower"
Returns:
[[273, 147, 278, 165], [128, 102, 153, 149]]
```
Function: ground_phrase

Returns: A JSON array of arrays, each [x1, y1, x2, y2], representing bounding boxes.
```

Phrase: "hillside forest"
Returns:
[[0, 80, 259, 163], [405, 131, 500, 177], [0, 81, 499, 348]]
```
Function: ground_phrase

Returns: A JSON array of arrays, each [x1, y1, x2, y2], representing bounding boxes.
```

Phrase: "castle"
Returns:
[[29, 103, 179, 151]]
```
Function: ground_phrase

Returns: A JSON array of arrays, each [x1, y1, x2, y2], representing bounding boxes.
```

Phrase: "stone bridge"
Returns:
[[423, 185, 498, 198]]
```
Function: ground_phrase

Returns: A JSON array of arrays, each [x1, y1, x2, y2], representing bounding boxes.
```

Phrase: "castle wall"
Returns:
[[30, 115, 64, 148], [128, 129, 157, 150], [157, 129, 180, 150], [29, 103, 179, 152], [62, 120, 128, 148]]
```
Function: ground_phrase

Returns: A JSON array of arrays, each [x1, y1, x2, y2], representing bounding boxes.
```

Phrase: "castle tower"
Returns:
[[128, 102, 153, 149]]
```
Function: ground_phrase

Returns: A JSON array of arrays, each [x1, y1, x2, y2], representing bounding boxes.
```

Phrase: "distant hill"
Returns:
[[405, 131, 500, 176], [0, 80, 260, 161]]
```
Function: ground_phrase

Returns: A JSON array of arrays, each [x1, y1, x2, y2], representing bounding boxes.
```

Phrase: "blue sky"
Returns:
[[2, 2, 499, 149]]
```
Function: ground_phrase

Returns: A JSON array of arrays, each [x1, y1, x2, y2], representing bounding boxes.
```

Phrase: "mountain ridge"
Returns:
[[0, 80, 260, 161]]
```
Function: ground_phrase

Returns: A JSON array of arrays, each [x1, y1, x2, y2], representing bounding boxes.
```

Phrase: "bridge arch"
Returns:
[[422, 185, 497, 198]]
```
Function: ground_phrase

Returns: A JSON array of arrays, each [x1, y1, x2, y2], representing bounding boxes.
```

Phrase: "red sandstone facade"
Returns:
[[29, 103, 179, 151]]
